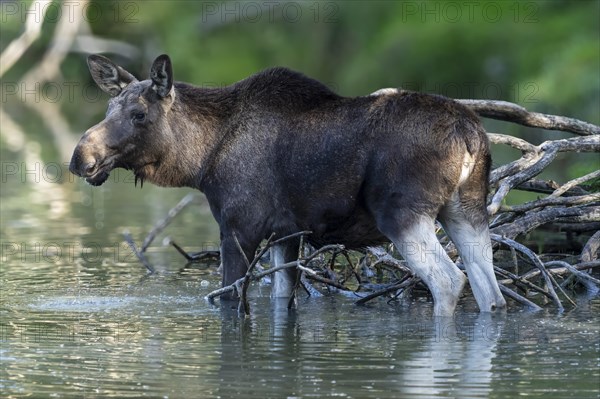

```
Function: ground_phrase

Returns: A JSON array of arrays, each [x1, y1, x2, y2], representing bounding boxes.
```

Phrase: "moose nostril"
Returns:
[[84, 162, 97, 176]]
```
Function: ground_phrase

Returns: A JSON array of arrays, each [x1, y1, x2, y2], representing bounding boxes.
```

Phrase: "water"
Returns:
[[1, 171, 599, 398]]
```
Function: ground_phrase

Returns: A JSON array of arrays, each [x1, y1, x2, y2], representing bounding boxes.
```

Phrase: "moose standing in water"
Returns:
[[70, 54, 506, 315]]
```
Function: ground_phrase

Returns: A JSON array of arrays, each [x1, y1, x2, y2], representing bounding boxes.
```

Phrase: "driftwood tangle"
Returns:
[[126, 99, 600, 314]]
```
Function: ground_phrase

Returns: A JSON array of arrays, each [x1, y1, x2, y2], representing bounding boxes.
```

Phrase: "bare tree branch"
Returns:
[[515, 179, 589, 196], [141, 194, 197, 252], [459, 99, 600, 136], [0, 0, 53, 78], [488, 148, 558, 215], [491, 234, 575, 309], [501, 194, 600, 214], [491, 206, 600, 240], [581, 231, 600, 264], [123, 230, 155, 274], [487, 133, 539, 153], [498, 285, 543, 311], [548, 170, 600, 198]]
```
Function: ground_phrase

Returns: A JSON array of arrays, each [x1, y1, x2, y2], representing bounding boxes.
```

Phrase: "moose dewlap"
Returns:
[[70, 54, 506, 315]]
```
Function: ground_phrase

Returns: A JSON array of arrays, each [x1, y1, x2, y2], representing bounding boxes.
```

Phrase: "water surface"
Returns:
[[1, 173, 599, 398]]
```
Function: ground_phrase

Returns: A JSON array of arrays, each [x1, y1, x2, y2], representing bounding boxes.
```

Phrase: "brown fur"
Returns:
[[70, 54, 506, 314]]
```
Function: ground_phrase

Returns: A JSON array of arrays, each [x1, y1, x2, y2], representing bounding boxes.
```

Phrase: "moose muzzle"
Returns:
[[69, 126, 113, 186]]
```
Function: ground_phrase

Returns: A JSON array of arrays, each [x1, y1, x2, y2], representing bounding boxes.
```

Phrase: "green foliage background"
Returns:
[[1, 0, 599, 195]]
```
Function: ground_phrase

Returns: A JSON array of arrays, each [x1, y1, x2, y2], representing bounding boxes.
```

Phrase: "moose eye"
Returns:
[[132, 112, 146, 123]]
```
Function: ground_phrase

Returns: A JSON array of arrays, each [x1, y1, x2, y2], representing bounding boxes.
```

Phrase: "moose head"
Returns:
[[69, 54, 176, 187]]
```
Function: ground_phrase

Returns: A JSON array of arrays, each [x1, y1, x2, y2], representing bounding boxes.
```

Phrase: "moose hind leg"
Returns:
[[387, 215, 467, 316], [439, 197, 506, 312]]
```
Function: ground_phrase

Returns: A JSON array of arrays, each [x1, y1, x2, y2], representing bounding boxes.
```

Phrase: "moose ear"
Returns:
[[150, 54, 173, 98], [87, 54, 137, 97]]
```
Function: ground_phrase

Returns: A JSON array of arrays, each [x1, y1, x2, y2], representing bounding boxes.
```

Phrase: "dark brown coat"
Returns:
[[70, 55, 506, 315]]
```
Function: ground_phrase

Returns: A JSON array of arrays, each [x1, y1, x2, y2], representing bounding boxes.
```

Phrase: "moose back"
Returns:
[[70, 54, 506, 315]]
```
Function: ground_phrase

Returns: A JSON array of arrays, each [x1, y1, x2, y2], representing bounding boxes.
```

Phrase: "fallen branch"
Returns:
[[544, 261, 600, 286], [498, 285, 543, 311], [459, 99, 600, 136], [488, 148, 558, 215], [355, 275, 414, 305], [493, 266, 555, 302], [120, 193, 200, 273], [491, 206, 600, 240], [491, 234, 574, 309], [167, 238, 219, 263], [519, 261, 600, 280], [238, 232, 294, 314], [515, 179, 589, 196], [366, 246, 412, 274], [487, 133, 539, 153], [581, 231, 600, 264], [500, 194, 600, 214], [141, 194, 197, 252], [206, 238, 346, 305], [549, 170, 600, 198], [299, 265, 352, 292], [123, 230, 155, 274], [300, 273, 324, 297], [487, 135, 599, 215], [232, 232, 253, 315]]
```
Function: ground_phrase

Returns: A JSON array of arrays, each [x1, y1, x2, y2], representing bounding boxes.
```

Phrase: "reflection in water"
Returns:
[[2, 278, 600, 398], [400, 314, 502, 397], [1, 175, 599, 398], [216, 300, 300, 398]]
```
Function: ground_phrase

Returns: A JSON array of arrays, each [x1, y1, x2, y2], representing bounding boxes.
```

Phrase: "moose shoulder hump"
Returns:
[[236, 67, 342, 110]]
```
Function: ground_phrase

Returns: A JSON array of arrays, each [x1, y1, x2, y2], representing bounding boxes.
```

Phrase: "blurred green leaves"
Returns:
[[68, 0, 598, 120], [1, 0, 598, 186]]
